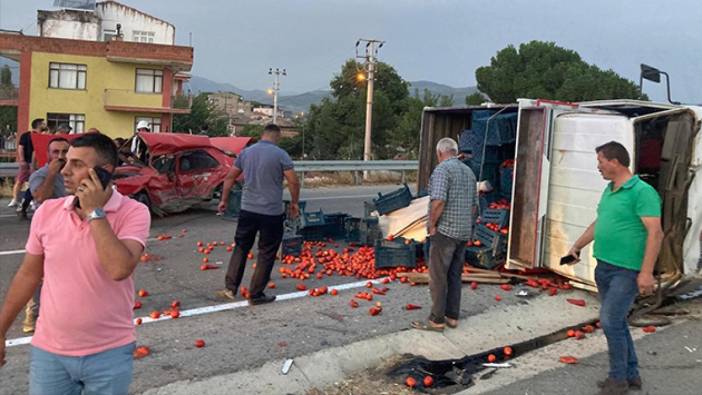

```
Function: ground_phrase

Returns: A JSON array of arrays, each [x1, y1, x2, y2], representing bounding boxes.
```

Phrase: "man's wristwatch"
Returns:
[[87, 208, 106, 222]]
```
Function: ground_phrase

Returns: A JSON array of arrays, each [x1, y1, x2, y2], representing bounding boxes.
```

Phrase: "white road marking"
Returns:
[[0, 237, 162, 257], [5, 278, 387, 348], [0, 249, 25, 257], [301, 194, 376, 201]]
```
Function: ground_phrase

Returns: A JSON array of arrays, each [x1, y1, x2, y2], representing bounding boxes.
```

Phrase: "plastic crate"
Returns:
[[375, 238, 417, 269], [344, 217, 362, 243], [300, 225, 331, 241], [359, 217, 383, 245], [372, 184, 412, 215], [499, 166, 514, 198], [471, 111, 518, 146], [301, 210, 325, 227], [465, 245, 504, 270], [473, 224, 506, 250], [323, 213, 348, 238], [281, 234, 303, 257], [221, 188, 242, 221], [480, 208, 510, 228]]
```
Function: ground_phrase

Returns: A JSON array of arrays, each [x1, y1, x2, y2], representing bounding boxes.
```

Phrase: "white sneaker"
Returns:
[[7, 199, 18, 208], [30, 201, 38, 211]]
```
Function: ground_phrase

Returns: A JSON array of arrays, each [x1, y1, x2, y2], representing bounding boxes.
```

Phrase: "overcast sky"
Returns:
[[2, 0, 699, 102]]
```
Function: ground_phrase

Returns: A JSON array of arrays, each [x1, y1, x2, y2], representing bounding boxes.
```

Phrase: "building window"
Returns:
[[103, 29, 117, 41], [47, 113, 85, 134], [135, 69, 163, 93], [133, 30, 155, 43], [135, 117, 161, 133], [49, 63, 87, 90]]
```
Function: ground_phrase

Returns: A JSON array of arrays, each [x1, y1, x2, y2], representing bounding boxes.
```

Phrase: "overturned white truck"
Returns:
[[417, 99, 702, 291]]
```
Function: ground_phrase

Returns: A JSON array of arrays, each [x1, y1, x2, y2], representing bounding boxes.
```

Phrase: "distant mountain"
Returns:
[[408, 81, 478, 102], [187, 75, 477, 112]]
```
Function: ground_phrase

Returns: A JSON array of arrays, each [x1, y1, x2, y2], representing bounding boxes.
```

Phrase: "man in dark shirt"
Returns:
[[9, 119, 46, 208], [218, 124, 301, 305]]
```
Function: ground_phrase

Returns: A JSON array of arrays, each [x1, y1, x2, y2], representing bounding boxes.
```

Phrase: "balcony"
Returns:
[[103, 89, 191, 114]]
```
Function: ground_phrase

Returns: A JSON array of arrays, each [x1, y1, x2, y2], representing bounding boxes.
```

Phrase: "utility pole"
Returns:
[[356, 38, 384, 179], [268, 67, 286, 124]]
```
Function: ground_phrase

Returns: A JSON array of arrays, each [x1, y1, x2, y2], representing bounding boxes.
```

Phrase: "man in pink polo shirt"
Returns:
[[0, 133, 150, 394]]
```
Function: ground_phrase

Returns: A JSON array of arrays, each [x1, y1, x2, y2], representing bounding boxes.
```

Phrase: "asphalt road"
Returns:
[[2, 184, 701, 395], [0, 184, 531, 394]]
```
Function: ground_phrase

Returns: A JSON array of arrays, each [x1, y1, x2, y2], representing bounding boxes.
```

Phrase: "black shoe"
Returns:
[[597, 377, 641, 391], [249, 294, 276, 306]]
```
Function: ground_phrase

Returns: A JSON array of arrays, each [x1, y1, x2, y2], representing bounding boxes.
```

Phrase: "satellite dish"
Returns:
[[53, 0, 96, 11]]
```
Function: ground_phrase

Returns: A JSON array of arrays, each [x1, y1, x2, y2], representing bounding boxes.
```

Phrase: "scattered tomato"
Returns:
[[404, 304, 422, 310], [495, 295, 502, 302], [471, 281, 478, 290], [487, 354, 497, 363], [171, 300, 180, 308], [138, 289, 149, 297], [559, 356, 578, 364], [567, 298, 586, 307], [267, 282, 276, 289], [133, 345, 151, 359], [135, 318, 142, 326], [405, 376, 416, 388], [500, 284, 513, 291], [643, 325, 656, 333], [194, 339, 206, 348], [369, 306, 382, 316], [170, 310, 180, 319], [149, 311, 161, 319], [423, 375, 434, 387], [503, 346, 513, 357], [349, 299, 359, 308], [296, 283, 307, 291], [133, 301, 142, 310], [330, 289, 338, 296]]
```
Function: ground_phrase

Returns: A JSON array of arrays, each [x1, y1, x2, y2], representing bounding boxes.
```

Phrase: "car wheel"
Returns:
[[211, 184, 223, 201]]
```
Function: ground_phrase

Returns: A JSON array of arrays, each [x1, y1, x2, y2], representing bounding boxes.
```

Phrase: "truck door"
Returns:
[[507, 100, 577, 270]]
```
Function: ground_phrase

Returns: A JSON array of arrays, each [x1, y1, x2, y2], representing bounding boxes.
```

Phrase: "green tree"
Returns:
[[465, 92, 486, 105], [173, 93, 229, 136], [475, 41, 646, 103], [305, 59, 412, 159]]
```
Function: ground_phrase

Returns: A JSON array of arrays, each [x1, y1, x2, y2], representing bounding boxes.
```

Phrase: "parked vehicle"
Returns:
[[114, 132, 252, 215], [418, 99, 701, 291]]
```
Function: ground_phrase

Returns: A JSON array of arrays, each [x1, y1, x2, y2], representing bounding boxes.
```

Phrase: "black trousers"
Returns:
[[225, 209, 285, 298]]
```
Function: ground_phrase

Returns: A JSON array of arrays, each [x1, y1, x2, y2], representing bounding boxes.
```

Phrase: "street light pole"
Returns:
[[356, 39, 384, 179], [268, 67, 286, 124]]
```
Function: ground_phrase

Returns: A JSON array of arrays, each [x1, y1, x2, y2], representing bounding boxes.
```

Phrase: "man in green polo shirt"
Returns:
[[567, 141, 663, 395]]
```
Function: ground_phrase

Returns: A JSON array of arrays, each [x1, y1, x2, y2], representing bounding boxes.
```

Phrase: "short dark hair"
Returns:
[[48, 137, 69, 151], [70, 133, 119, 169], [263, 123, 281, 134], [596, 141, 630, 167], [31, 118, 45, 129]]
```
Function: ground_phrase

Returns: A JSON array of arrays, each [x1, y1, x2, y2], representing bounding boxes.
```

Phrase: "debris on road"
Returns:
[[559, 356, 578, 364], [281, 358, 294, 375], [133, 345, 151, 359]]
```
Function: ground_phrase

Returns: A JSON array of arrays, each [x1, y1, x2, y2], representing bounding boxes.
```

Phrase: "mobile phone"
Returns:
[[94, 167, 112, 190], [74, 167, 113, 208], [560, 254, 579, 265]]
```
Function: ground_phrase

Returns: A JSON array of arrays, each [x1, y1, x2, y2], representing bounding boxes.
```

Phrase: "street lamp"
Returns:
[[640, 64, 679, 104], [355, 38, 384, 179], [268, 67, 286, 124]]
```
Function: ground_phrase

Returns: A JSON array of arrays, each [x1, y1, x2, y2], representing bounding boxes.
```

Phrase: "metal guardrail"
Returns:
[[0, 160, 419, 178], [294, 160, 418, 172]]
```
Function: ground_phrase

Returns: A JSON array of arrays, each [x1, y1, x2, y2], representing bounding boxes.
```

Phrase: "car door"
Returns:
[[176, 149, 220, 200]]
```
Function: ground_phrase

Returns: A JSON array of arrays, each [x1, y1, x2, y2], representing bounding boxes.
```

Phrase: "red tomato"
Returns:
[[194, 339, 206, 348]]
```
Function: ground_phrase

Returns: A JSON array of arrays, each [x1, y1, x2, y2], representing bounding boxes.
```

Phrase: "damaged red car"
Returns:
[[114, 132, 251, 215]]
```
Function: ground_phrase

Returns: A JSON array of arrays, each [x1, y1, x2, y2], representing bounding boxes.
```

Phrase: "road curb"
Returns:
[[144, 291, 600, 394]]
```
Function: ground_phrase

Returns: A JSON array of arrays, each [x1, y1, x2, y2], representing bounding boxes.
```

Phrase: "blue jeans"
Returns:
[[30, 342, 135, 395], [595, 260, 640, 381]]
